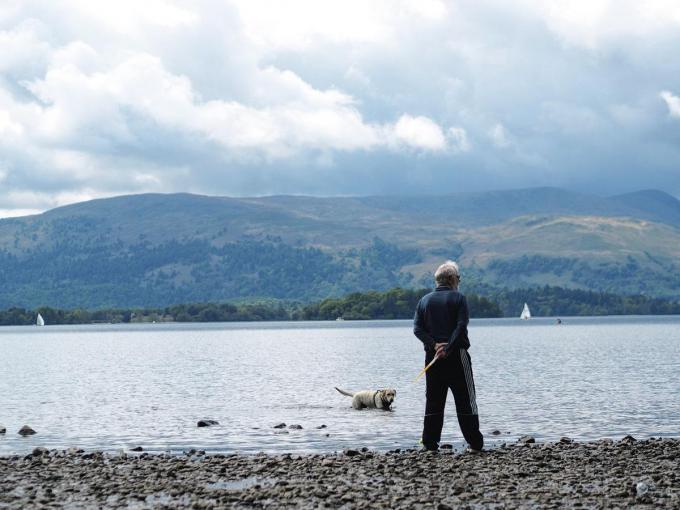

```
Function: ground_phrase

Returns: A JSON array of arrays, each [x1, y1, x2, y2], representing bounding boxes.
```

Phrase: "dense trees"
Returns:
[[3, 285, 677, 326], [296, 288, 502, 320], [488, 285, 680, 317], [0, 237, 418, 309]]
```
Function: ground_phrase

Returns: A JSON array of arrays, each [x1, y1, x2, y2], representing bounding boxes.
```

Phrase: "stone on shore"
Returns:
[[31, 447, 48, 457], [17, 425, 36, 436], [288, 424, 303, 430], [518, 435, 535, 444], [0, 426, 5, 434], [491, 429, 501, 435], [0, 438, 678, 509], [197, 420, 219, 427], [273, 423, 286, 429]]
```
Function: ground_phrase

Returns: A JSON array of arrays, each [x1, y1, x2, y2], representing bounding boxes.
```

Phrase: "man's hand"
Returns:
[[435, 342, 448, 359]]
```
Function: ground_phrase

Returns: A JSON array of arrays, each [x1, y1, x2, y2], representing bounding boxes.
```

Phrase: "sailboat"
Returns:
[[36, 313, 45, 326], [520, 303, 531, 320]]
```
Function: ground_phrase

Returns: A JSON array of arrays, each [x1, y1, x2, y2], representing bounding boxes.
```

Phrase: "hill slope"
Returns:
[[1, 188, 679, 308]]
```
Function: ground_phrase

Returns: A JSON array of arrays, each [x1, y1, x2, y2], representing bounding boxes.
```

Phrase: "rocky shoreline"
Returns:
[[0, 437, 678, 509]]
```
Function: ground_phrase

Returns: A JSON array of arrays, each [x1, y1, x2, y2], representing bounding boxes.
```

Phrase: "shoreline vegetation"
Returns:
[[1, 286, 680, 326], [0, 438, 678, 508]]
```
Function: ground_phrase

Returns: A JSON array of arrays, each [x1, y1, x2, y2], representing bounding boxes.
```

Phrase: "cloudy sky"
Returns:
[[1, 0, 680, 216]]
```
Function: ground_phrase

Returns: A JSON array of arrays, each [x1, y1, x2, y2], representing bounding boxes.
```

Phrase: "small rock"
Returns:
[[316, 424, 327, 429], [636, 481, 649, 497], [344, 449, 360, 457], [273, 423, 287, 429], [288, 424, 303, 430], [197, 420, 219, 427], [621, 435, 637, 443], [559, 436, 573, 444], [437, 504, 453, 510], [130, 446, 144, 452], [18, 425, 36, 436], [491, 430, 501, 435], [0, 425, 6, 434], [518, 435, 535, 444], [440, 444, 453, 449], [32, 447, 48, 457]]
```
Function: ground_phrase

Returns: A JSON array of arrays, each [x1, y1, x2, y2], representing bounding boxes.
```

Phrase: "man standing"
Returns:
[[413, 260, 484, 452]]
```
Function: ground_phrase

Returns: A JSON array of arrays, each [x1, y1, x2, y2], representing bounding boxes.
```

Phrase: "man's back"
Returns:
[[414, 286, 470, 351]]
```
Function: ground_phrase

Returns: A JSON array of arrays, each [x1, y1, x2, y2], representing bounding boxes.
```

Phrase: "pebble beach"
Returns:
[[1, 437, 678, 509]]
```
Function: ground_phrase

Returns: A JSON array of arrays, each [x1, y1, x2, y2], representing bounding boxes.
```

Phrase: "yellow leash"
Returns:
[[413, 354, 439, 383]]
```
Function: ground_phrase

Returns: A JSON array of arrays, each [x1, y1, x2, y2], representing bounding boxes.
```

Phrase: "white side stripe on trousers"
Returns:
[[460, 349, 478, 415]]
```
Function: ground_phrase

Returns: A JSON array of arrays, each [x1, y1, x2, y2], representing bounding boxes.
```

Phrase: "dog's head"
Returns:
[[379, 388, 397, 409]]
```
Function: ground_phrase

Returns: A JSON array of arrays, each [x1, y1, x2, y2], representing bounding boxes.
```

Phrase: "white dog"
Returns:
[[335, 387, 396, 410]]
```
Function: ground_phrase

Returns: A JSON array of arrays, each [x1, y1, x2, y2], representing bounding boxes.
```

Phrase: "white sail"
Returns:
[[36, 313, 45, 326], [520, 303, 531, 320]]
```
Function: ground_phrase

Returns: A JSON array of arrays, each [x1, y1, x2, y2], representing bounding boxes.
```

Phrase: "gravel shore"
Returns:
[[1, 437, 678, 509]]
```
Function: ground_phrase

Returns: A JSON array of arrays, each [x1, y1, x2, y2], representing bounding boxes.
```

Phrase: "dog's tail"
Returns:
[[334, 387, 354, 397]]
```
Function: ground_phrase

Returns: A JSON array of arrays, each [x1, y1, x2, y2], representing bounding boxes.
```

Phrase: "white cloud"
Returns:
[[529, 0, 680, 49], [392, 114, 447, 151], [0, 26, 455, 214], [63, 0, 198, 33], [660, 90, 680, 118], [0, 20, 50, 76], [0, 209, 41, 218], [22, 50, 453, 157], [233, 0, 447, 50], [0, 109, 23, 137], [1, 0, 680, 215]]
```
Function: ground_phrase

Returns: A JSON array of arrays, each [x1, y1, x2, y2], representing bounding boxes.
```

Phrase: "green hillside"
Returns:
[[1, 188, 679, 309]]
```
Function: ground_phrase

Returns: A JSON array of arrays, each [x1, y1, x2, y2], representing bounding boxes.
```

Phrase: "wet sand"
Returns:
[[0, 437, 678, 508]]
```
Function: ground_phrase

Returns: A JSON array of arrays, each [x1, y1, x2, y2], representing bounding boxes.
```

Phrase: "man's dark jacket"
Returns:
[[413, 286, 470, 353]]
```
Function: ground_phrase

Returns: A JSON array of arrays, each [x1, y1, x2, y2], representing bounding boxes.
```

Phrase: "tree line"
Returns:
[[1, 285, 679, 326]]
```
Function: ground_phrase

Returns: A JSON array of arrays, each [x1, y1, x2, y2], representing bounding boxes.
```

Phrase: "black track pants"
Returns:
[[422, 348, 484, 450]]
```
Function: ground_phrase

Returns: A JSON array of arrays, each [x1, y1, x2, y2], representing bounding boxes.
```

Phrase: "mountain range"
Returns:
[[1, 187, 679, 309]]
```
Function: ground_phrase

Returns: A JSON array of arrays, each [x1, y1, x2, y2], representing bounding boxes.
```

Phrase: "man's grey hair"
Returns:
[[434, 260, 460, 286]]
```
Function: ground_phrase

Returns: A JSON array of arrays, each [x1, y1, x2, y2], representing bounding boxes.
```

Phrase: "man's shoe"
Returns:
[[419, 441, 439, 453]]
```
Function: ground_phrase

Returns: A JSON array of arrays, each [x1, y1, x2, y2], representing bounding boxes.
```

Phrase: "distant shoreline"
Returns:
[[1, 438, 677, 508], [3, 286, 680, 327], [3, 313, 680, 329]]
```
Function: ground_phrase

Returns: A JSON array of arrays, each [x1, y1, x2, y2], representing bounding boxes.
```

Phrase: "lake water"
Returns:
[[1, 316, 679, 455]]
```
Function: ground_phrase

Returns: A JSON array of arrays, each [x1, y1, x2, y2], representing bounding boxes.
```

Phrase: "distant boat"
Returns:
[[336, 317, 345, 321], [520, 303, 531, 320], [36, 313, 45, 326]]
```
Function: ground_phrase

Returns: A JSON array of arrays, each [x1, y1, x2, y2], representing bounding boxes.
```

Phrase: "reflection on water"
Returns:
[[1, 316, 679, 455]]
